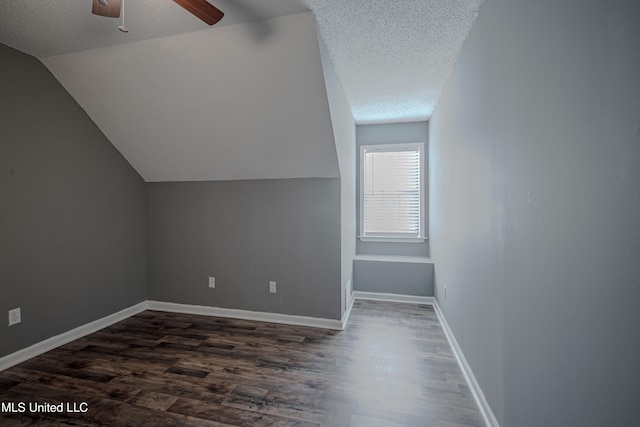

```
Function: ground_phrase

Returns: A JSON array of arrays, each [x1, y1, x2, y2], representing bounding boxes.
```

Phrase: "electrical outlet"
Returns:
[[444, 285, 447, 300], [269, 281, 277, 293], [8, 308, 21, 326], [209, 277, 215, 288]]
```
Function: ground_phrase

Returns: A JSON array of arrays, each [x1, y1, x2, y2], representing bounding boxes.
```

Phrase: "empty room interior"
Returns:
[[1, 0, 639, 426]]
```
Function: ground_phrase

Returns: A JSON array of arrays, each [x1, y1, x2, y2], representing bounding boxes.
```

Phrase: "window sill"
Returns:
[[354, 254, 433, 264], [358, 236, 427, 243]]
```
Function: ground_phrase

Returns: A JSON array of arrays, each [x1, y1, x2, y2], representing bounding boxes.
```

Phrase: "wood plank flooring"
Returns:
[[0, 300, 485, 426]]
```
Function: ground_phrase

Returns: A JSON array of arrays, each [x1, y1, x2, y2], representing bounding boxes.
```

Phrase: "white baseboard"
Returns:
[[0, 295, 497, 427], [353, 291, 435, 305], [0, 300, 346, 372], [0, 301, 147, 372], [147, 301, 344, 331], [352, 292, 498, 427], [341, 289, 356, 329], [0, 300, 345, 373], [432, 300, 499, 427]]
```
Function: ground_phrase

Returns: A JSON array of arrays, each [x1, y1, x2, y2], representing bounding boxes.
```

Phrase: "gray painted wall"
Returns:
[[356, 122, 430, 257], [0, 44, 147, 358], [1, 18, 350, 362], [429, 0, 640, 425], [147, 179, 342, 320], [353, 259, 434, 296]]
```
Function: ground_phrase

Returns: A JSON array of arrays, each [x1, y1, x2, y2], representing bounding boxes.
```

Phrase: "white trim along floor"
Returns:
[[0, 293, 498, 427]]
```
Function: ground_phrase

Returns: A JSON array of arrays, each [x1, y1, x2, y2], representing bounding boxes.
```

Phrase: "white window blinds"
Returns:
[[361, 143, 424, 239]]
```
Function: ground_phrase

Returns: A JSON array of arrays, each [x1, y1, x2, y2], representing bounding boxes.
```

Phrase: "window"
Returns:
[[359, 143, 425, 242]]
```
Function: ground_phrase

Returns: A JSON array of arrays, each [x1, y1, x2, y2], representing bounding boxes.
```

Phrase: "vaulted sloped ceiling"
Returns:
[[43, 13, 340, 182]]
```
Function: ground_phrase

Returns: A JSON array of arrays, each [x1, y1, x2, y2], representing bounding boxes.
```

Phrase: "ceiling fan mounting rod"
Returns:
[[118, 0, 128, 32]]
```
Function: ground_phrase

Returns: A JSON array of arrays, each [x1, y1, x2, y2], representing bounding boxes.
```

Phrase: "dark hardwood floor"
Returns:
[[0, 300, 485, 426]]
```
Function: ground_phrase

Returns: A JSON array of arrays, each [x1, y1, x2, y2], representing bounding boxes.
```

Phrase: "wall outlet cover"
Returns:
[[8, 308, 21, 326], [269, 281, 277, 293], [209, 277, 215, 288]]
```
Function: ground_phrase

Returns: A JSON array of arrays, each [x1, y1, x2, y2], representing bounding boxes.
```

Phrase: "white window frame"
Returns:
[[359, 142, 426, 243]]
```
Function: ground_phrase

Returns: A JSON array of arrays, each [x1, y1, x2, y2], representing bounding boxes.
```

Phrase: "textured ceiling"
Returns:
[[309, 0, 483, 123], [0, 0, 482, 124]]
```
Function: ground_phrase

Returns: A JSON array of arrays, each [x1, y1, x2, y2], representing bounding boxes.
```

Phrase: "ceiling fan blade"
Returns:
[[173, 0, 224, 26], [92, 0, 122, 18]]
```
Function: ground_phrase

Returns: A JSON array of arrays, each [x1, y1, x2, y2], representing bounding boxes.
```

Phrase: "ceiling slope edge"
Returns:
[[42, 12, 340, 182], [315, 27, 355, 179]]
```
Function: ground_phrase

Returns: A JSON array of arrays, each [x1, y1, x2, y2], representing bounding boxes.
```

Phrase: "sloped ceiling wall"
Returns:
[[317, 30, 356, 313], [42, 12, 340, 182]]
